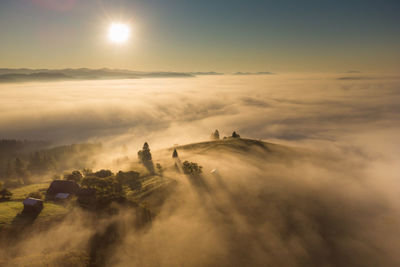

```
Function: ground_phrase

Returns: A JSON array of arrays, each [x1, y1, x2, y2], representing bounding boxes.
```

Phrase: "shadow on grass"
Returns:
[[11, 208, 42, 228]]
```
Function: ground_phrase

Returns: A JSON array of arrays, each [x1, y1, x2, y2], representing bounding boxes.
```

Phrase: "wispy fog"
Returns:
[[1, 74, 399, 266]]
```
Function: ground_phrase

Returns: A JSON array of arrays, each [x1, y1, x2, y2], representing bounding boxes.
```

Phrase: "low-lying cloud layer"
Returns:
[[0, 74, 399, 266], [1, 74, 399, 149]]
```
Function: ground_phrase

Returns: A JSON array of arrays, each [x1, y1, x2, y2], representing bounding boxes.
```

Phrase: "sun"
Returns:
[[108, 23, 130, 44]]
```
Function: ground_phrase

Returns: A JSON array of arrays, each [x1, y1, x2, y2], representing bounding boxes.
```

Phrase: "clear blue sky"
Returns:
[[0, 0, 399, 72]]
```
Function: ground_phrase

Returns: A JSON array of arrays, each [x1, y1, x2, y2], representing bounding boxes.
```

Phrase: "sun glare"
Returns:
[[108, 23, 130, 44]]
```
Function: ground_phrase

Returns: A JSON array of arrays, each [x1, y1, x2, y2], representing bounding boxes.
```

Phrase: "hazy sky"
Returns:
[[0, 0, 399, 72]]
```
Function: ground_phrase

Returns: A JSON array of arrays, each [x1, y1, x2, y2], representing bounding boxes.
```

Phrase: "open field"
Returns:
[[0, 200, 68, 229], [10, 182, 51, 200]]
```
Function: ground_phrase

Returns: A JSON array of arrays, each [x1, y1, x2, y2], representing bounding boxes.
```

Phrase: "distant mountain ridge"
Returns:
[[0, 68, 191, 82], [0, 68, 225, 82], [0, 68, 278, 82]]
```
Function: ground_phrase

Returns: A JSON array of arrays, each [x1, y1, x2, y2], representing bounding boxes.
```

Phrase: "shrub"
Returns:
[[0, 188, 12, 200]]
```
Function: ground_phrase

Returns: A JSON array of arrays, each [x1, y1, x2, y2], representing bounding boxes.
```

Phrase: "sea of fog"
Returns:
[[1, 74, 399, 152], [1, 74, 400, 266]]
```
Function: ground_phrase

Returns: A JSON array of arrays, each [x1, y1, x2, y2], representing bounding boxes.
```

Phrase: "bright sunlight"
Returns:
[[108, 23, 130, 44]]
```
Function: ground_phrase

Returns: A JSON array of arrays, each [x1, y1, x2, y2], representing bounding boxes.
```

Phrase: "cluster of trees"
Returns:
[[182, 161, 203, 176], [62, 169, 141, 209], [0, 143, 101, 187], [0, 139, 47, 157], [210, 129, 241, 140], [231, 131, 241, 138], [0, 158, 30, 186], [64, 170, 83, 182]]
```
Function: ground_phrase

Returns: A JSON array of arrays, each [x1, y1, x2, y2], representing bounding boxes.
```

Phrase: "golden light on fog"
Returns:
[[108, 23, 130, 44]]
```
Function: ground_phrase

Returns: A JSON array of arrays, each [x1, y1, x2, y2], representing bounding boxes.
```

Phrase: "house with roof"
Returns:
[[46, 180, 80, 200], [23, 197, 43, 213]]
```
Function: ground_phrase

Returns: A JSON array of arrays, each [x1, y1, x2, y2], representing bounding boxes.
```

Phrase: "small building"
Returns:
[[23, 197, 43, 213], [47, 180, 80, 200]]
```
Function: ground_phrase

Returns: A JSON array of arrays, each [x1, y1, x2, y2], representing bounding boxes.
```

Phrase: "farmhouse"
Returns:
[[23, 197, 43, 213], [47, 180, 80, 199]]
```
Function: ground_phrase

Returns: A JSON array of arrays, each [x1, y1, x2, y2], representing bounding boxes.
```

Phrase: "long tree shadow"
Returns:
[[189, 171, 275, 263], [184, 172, 235, 218]]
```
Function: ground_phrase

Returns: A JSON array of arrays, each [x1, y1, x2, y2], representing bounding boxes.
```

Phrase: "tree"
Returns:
[[5, 160, 14, 178], [232, 131, 241, 138], [211, 129, 220, 140], [138, 142, 155, 174], [172, 148, 178, 158], [143, 142, 149, 150], [138, 142, 152, 162], [182, 161, 203, 176], [15, 157, 30, 184], [15, 157, 25, 177], [64, 170, 83, 183]]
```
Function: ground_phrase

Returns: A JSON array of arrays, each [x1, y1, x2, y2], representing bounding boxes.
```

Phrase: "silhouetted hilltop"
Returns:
[[162, 138, 303, 162]]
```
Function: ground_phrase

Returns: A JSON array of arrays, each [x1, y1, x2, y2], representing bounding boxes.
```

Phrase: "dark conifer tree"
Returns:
[[138, 142, 154, 174], [211, 129, 220, 140], [172, 148, 178, 158]]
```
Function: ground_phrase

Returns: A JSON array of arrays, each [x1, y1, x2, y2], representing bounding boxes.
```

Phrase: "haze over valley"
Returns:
[[0, 74, 399, 266], [1, 0, 399, 266]]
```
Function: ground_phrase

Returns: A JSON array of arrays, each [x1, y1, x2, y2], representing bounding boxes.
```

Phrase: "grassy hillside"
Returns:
[[0, 138, 295, 226], [0, 138, 309, 266], [0, 201, 23, 226], [10, 182, 50, 200], [0, 201, 68, 229], [164, 138, 299, 157]]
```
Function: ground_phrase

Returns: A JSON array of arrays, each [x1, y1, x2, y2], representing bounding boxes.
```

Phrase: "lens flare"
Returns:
[[108, 23, 130, 44]]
